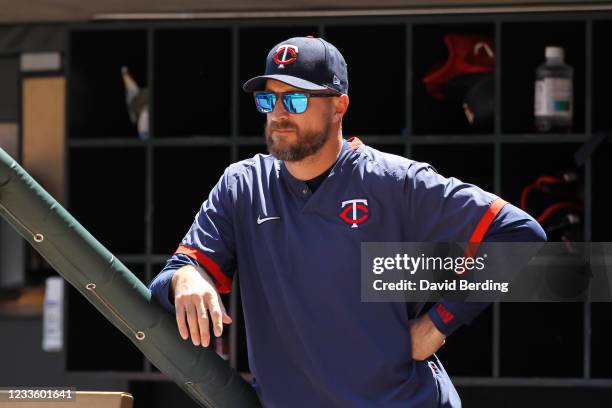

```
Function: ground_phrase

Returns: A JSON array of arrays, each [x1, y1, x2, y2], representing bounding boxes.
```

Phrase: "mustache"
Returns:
[[267, 120, 297, 132]]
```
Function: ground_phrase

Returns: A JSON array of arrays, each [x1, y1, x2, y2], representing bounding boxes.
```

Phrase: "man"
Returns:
[[149, 36, 546, 407]]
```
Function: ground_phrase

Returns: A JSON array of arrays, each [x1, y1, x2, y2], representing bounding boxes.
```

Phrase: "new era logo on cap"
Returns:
[[243, 36, 348, 95]]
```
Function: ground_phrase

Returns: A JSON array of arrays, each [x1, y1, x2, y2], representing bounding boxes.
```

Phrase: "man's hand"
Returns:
[[171, 265, 232, 347], [408, 313, 446, 360]]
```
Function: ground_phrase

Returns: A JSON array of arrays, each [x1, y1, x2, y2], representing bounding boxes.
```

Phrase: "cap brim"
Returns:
[[242, 74, 329, 93]]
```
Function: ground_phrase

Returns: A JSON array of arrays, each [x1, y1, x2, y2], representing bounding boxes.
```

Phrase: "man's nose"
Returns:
[[269, 95, 289, 118]]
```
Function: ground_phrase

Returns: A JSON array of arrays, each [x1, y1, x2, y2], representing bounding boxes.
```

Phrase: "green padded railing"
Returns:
[[0, 148, 261, 408]]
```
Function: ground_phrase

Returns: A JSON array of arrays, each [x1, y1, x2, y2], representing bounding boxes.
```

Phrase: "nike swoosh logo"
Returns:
[[257, 215, 281, 225]]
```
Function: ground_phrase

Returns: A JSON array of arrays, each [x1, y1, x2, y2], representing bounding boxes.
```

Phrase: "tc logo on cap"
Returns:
[[273, 44, 299, 69]]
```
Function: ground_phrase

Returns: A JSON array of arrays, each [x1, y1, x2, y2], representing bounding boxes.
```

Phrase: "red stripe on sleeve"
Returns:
[[437, 199, 508, 327], [175, 245, 232, 294], [469, 198, 508, 243], [464, 198, 508, 259]]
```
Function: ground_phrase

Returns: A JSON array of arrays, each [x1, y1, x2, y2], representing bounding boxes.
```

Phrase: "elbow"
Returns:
[[528, 218, 547, 243]]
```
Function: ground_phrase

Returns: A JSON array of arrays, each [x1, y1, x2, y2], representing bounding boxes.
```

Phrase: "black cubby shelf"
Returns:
[[500, 303, 584, 378], [68, 147, 146, 255], [65, 10, 612, 391], [412, 23, 495, 135], [325, 24, 407, 136], [153, 28, 233, 138], [592, 20, 612, 133], [68, 29, 148, 140], [501, 21, 586, 134], [66, 133, 602, 147]]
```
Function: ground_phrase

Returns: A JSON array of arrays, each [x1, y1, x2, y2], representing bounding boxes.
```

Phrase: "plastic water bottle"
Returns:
[[534, 46, 573, 133]]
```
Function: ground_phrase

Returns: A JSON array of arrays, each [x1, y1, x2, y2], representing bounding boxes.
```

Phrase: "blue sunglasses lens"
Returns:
[[254, 92, 309, 114], [283, 93, 308, 114], [255, 92, 276, 113]]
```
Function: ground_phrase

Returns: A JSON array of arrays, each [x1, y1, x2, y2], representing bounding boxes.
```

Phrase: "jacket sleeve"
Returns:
[[149, 168, 237, 313], [404, 163, 546, 335]]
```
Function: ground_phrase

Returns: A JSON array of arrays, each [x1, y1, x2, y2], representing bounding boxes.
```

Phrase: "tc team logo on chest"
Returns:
[[339, 199, 369, 228]]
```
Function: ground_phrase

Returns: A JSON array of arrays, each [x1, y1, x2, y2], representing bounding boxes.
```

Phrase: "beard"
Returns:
[[264, 119, 332, 162]]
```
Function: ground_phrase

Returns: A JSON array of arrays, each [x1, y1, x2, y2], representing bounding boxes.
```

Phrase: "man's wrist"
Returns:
[[423, 313, 446, 339], [170, 265, 197, 302], [427, 304, 457, 337]]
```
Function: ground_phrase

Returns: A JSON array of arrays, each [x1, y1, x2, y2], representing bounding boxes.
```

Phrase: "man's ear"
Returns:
[[335, 94, 349, 118]]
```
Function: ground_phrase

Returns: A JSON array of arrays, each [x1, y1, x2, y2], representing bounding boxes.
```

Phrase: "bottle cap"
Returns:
[[545, 46, 564, 59]]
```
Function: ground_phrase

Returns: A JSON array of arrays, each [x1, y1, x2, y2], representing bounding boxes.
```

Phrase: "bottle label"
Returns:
[[534, 78, 573, 118]]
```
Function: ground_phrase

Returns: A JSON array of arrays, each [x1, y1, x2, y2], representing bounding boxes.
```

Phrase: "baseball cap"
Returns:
[[242, 36, 348, 95]]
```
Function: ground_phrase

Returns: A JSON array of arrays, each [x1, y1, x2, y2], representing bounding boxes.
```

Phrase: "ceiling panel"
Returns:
[[0, 0, 611, 23]]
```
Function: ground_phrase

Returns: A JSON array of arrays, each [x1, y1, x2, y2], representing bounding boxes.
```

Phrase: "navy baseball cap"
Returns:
[[242, 36, 348, 95]]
